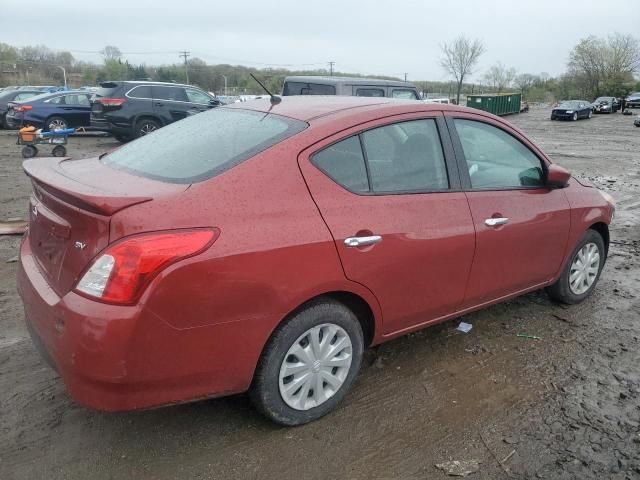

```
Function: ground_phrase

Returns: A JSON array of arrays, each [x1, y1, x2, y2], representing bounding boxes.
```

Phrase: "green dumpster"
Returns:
[[466, 93, 521, 116]]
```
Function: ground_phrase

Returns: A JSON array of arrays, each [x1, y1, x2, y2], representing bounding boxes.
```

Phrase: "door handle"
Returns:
[[344, 235, 382, 247], [154, 102, 164, 106], [485, 217, 509, 227]]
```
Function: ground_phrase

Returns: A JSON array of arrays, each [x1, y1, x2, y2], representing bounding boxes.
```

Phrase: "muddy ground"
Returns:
[[0, 107, 639, 480]]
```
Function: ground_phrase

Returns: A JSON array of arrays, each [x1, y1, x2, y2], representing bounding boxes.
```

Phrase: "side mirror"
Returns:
[[546, 163, 571, 188]]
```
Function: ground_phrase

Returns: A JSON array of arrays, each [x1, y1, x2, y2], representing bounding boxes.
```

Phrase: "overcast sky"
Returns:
[[2, 0, 638, 81]]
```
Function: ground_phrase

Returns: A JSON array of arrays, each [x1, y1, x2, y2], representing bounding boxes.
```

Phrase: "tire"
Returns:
[[113, 134, 130, 143], [546, 229, 606, 305], [250, 299, 364, 426], [52, 145, 66, 157], [0, 113, 5, 129], [550, 115, 556, 121], [21, 145, 37, 158], [46, 116, 68, 131], [572, 112, 578, 121], [588, 110, 593, 119], [135, 118, 160, 138]]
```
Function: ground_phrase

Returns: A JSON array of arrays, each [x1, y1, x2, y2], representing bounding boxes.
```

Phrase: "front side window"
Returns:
[[454, 119, 544, 189], [185, 88, 211, 104], [102, 108, 306, 183]]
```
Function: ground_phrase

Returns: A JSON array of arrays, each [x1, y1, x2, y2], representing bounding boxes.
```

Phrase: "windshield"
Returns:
[[594, 97, 609, 102], [102, 108, 307, 183], [558, 101, 581, 108]]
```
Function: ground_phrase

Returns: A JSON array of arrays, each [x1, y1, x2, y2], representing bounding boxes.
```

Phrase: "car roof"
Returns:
[[101, 80, 192, 88], [224, 95, 469, 122], [284, 76, 416, 88]]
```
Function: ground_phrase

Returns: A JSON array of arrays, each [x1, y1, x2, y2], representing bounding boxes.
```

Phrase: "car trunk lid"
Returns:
[[23, 156, 187, 296]]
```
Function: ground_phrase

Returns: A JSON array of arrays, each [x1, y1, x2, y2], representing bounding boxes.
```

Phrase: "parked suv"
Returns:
[[282, 76, 421, 100], [90, 81, 221, 141]]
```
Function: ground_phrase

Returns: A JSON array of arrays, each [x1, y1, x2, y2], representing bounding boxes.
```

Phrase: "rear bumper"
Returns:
[[90, 115, 132, 136], [17, 233, 266, 411]]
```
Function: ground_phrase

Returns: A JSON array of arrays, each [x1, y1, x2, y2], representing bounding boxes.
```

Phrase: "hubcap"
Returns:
[[279, 323, 352, 411], [140, 123, 157, 135], [49, 119, 66, 130], [569, 242, 600, 295]]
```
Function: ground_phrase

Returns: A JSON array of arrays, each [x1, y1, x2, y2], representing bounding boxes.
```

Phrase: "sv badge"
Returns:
[[74, 241, 87, 250]]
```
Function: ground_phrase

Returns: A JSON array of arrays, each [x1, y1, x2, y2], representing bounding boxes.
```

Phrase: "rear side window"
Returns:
[[102, 108, 306, 183], [152, 86, 188, 102], [128, 85, 152, 99], [311, 119, 449, 194], [47, 96, 63, 104], [283, 82, 336, 96], [363, 119, 448, 192], [356, 88, 385, 97], [312, 136, 369, 193], [64, 94, 90, 106]]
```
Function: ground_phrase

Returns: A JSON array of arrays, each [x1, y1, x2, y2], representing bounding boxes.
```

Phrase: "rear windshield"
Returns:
[[283, 82, 336, 96], [94, 82, 121, 98], [102, 108, 307, 183]]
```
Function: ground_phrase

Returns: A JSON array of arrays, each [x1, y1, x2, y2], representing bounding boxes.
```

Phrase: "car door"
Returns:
[[151, 85, 191, 124], [446, 113, 571, 307], [60, 94, 91, 127], [298, 113, 476, 335]]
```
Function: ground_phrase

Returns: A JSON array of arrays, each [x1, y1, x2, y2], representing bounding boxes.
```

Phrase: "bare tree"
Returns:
[[440, 36, 485, 104], [483, 63, 517, 92], [569, 34, 640, 97], [100, 45, 122, 62], [514, 73, 537, 97]]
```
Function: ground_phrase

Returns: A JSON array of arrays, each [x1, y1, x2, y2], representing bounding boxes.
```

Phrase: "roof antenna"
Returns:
[[250, 73, 281, 105]]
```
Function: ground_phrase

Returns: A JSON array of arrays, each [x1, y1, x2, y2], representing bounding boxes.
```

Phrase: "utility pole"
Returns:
[[329, 61, 335, 76], [179, 51, 190, 84], [404, 73, 408, 82]]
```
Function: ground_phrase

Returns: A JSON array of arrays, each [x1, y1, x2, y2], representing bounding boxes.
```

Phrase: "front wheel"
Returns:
[[572, 112, 578, 121], [588, 110, 593, 118], [547, 229, 606, 304], [250, 300, 364, 425], [52, 145, 67, 157]]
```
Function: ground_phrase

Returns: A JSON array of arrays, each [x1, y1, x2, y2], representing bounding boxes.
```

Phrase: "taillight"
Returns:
[[98, 98, 127, 107], [75, 229, 218, 305], [15, 105, 33, 112]]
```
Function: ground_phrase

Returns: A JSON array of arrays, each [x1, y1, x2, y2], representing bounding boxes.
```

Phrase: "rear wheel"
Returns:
[[250, 300, 364, 425], [46, 116, 67, 131], [135, 119, 160, 138], [21, 145, 37, 158], [547, 229, 605, 304]]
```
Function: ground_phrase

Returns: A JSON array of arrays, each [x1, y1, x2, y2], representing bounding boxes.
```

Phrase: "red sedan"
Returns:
[[17, 97, 614, 425]]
